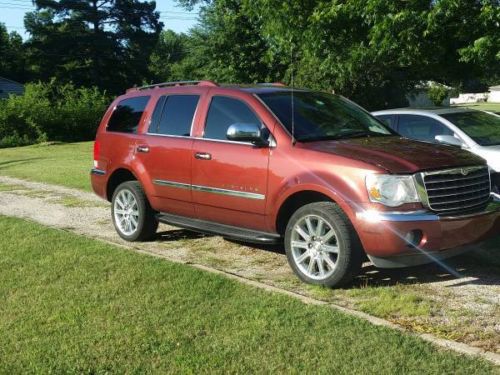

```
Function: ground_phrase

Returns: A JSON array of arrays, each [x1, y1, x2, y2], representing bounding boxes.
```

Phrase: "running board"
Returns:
[[156, 212, 282, 244]]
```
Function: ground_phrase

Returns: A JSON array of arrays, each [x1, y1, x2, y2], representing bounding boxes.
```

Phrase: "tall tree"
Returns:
[[24, 0, 162, 93], [0, 23, 26, 82], [171, 0, 286, 83], [177, 0, 499, 109], [149, 30, 189, 81]]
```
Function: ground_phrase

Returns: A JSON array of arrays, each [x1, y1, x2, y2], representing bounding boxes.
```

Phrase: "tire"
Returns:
[[111, 181, 158, 241], [284, 202, 363, 287]]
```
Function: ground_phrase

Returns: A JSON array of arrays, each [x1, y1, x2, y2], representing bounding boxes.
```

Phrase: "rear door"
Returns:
[[135, 94, 200, 216], [191, 94, 271, 230]]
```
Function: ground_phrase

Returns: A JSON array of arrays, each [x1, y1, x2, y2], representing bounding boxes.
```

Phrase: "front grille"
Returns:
[[491, 172, 500, 194], [421, 166, 491, 213]]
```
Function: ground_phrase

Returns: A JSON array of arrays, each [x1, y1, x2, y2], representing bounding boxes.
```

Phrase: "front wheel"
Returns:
[[284, 202, 363, 287], [111, 181, 158, 241]]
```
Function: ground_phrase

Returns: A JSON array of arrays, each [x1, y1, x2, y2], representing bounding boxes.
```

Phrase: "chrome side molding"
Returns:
[[153, 179, 265, 200]]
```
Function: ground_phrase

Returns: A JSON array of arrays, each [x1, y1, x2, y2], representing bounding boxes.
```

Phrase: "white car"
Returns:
[[372, 107, 500, 191]]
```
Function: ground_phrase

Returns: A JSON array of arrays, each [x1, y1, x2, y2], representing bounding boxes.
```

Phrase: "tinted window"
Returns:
[[397, 115, 452, 143], [150, 95, 199, 136], [258, 91, 394, 142], [148, 96, 167, 133], [376, 115, 397, 131], [204, 96, 261, 140], [107, 96, 150, 133], [441, 111, 500, 146]]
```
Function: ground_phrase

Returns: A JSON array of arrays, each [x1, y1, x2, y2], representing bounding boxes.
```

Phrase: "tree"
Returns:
[[428, 84, 449, 106], [176, 0, 498, 110], [0, 23, 26, 82], [24, 0, 162, 93], [149, 30, 190, 81]]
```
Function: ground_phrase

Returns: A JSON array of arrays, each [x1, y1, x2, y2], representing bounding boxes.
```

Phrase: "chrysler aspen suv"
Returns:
[[91, 81, 500, 287]]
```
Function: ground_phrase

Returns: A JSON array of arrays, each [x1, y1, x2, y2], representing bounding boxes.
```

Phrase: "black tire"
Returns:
[[111, 181, 158, 241], [284, 202, 363, 288]]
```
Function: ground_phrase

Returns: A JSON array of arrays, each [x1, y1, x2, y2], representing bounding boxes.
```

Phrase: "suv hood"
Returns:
[[301, 136, 485, 173]]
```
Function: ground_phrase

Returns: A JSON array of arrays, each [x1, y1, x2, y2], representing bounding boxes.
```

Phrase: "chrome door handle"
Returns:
[[137, 145, 150, 153], [194, 152, 212, 160]]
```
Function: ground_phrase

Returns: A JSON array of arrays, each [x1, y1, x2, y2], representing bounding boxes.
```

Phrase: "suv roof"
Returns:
[[125, 80, 308, 95]]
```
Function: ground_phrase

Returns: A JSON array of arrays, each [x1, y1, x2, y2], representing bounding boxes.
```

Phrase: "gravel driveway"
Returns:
[[0, 175, 498, 356]]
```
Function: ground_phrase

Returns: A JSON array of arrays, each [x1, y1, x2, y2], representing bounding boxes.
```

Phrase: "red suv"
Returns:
[[91, 81, 500, 287]]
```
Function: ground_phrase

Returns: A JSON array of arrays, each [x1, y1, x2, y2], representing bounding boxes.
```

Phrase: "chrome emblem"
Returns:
[[461, 168, 469, 176]]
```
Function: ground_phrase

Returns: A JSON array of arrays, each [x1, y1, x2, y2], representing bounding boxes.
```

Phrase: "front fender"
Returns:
[[267, 170, 368, 232]]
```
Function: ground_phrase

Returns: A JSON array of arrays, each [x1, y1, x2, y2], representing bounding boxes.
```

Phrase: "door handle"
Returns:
[[194, 152, 212, 160], [136, 145, 150, 153]]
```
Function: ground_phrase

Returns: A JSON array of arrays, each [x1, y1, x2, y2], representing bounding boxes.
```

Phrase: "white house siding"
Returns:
[[488, 87, 500, 103]]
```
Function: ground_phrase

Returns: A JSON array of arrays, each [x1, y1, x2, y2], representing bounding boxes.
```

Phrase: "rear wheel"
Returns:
[[111, 181, 158, 241], [284, 202, 363, 287]]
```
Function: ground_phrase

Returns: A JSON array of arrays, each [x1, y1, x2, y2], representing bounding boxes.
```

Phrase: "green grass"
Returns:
[[348, 287, 432, 318], [453, 102, 500, 112], [0, 216, 495, 374], [0, 142, 92, 190]]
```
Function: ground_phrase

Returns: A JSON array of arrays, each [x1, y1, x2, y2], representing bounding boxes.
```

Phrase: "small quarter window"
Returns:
[[107, 96, 150, 133], [204, 96, 261, 140]]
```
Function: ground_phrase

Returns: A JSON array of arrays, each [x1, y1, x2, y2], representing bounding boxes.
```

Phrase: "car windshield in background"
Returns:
[[257, 91, 394, 142], [441, 111, 500, 146]]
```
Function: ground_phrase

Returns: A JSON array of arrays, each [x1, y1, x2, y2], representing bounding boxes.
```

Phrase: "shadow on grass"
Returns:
[[0, 158, 40, 169], [156, 228, 209, 241], [152, 226, 499, 289], [352, 236, 500, 288]]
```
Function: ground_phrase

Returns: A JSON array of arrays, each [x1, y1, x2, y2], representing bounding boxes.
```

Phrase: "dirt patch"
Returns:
[[0, 175, 498, 355]]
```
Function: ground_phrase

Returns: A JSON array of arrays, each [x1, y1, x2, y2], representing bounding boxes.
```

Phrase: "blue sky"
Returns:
[[0, 0, 200, 39]]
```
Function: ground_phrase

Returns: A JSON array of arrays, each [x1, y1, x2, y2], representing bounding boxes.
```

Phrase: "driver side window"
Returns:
[[203, 96, 261, 140], [397, 115, 453, 143]]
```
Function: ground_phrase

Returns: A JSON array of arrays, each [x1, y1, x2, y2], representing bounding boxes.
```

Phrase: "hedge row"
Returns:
[[0, 80, 109, 148]]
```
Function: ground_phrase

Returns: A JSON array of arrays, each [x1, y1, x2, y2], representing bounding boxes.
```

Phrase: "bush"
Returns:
[[0, 80, 109, 147], [428, 85, 449, 106]]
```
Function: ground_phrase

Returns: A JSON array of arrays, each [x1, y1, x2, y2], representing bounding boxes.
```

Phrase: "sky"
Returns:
[[0, 0, 200, 39]]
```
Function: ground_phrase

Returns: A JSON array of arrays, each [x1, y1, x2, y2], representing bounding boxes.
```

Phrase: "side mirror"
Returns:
[[435, 135, 464, 147], [226, 123, 268, 146]]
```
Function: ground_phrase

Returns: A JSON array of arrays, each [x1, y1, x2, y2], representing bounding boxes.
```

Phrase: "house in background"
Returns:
[[488, 85, 500, 103], [0, 77, 24, 99], [406, 81, 451, 107]]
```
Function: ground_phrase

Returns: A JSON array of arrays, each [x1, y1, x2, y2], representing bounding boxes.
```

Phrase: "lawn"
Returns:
[[0, 141, 93, 191], [0, 215, 495, 373], [453, 102, 500, 112]]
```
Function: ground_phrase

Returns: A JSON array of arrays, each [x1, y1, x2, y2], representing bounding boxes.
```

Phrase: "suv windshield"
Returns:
[[257, 91, 394, 142], [441, 111, 500, 146]]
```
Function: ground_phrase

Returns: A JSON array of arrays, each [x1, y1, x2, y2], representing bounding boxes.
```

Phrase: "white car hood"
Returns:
[[473, 145, 500, 172]]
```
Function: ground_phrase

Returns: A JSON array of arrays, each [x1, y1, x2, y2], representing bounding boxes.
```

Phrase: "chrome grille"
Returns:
[[421, 166, 491, 213]]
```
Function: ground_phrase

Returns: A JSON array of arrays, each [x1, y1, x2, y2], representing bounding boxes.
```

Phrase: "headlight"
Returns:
[[365, 174, 420, 207]]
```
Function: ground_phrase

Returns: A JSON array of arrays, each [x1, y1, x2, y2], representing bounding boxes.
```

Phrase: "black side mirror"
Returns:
[[226, 123, 269, 146]]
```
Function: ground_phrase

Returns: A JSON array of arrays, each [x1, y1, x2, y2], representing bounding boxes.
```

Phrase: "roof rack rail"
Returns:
[[130, 80, 218, 92], [256, 82, 287, 87]]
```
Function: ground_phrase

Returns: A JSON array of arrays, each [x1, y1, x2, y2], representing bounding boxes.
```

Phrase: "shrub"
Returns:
[[428, 85, 449, 106], [0, 80, 109, 147]]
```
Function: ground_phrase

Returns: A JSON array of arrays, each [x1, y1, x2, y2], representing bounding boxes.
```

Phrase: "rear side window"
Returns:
[[149, 95, 199, 136], [107, 96, 150, 133], [204, 96, 261, 140]]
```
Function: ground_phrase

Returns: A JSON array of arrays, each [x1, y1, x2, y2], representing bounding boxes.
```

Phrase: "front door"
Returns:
[[192, 95, 271, 231]]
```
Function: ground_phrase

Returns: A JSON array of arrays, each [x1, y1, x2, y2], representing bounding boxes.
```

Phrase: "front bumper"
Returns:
[[355, 195, 500, 268]]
